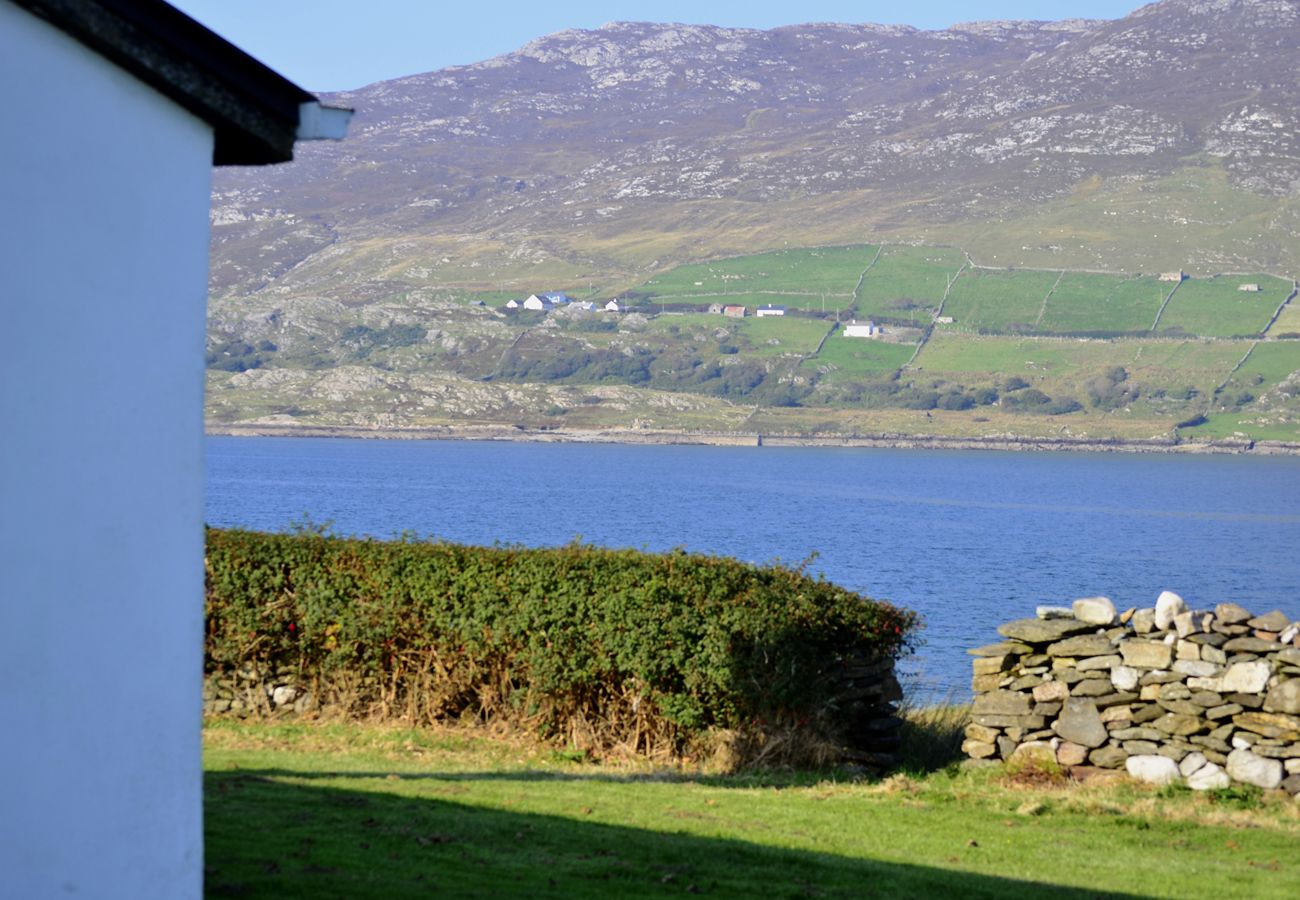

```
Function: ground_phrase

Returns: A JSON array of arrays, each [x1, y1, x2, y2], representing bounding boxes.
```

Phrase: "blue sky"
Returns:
[[171, 1, 1148, 92]]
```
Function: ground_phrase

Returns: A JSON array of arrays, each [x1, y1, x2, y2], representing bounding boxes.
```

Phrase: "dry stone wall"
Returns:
[[965, 593, 1300, 795]]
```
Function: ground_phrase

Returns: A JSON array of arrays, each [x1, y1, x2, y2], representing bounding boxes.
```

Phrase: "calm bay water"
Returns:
[[206, 436, 1300, 699]]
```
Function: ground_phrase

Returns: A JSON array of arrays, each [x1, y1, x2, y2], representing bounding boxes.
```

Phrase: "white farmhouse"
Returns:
[[0, 2, 348, 897], [756, 304, 787, 317], [604, 299, 622, 312], [844, 320, 882, 338], [523, 294, 554, 311]]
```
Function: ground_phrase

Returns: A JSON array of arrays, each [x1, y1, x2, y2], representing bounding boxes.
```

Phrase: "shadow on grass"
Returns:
[[206, 770, 1150, 899]]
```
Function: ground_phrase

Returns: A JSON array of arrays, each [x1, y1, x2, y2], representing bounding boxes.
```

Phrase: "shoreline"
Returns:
[[205, 423, 1300, 456]]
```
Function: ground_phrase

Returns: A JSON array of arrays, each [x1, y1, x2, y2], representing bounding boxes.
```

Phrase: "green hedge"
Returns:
[[205, 528, 918, 758]]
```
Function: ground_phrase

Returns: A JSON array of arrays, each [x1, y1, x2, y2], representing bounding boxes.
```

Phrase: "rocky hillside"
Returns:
[[209, 0, 1300, 307]]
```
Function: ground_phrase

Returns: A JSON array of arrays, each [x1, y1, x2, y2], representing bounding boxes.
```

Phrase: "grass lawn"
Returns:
[[638, 246, 877, 297], [1038, 274, 1169, 334], [1157, 275, 1291, 338], [204, 719, 1300, 899], [941, 269, 1061, 333]]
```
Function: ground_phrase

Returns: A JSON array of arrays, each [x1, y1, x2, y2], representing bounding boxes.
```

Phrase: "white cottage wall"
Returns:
[[0, 4, 212, 897]]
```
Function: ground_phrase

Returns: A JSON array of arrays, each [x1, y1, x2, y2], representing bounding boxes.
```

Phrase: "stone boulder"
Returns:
[[1226, 748, 1283, 790], [1187, 762, 1231, 791], [1126, 755, 1180, 786], [999, 617, 1094, 644], [1054, 698, 1107, 748], [1263, 679, 1300, 716], [1154, 591, 1187, 630], [1072, 596, 1116, 626]]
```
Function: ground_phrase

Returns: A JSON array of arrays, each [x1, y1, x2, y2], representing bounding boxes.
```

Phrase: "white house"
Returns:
[[505, 298, 521, 309], [844, 320, 882, 338], [604, 299, 622, 312], [523, 294, 553, 311], [0, 2, 348, 897], [756, 304, 787, 317]]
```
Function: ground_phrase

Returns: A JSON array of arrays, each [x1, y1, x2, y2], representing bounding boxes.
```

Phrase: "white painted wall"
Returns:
[[0, 4, 213, 897]]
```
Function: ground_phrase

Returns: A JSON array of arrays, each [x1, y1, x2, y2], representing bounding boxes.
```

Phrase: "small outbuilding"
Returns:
[[1, 2, 348, 897], [1238, 283, 1261, 293], [723, 305, 747, 318]]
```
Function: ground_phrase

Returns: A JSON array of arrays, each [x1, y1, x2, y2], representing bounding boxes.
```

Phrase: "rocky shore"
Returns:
[[207, 423, 1300, 455]]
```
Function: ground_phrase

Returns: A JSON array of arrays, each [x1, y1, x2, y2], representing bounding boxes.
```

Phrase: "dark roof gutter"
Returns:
[[10, 0, 350, 165]]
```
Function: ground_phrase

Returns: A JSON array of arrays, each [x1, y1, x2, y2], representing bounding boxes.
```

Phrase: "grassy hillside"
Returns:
[[205, 238, 1300, 445]]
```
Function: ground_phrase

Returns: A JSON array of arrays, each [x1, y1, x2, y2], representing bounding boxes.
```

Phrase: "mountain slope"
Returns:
[[209, 0, 1300, 307]]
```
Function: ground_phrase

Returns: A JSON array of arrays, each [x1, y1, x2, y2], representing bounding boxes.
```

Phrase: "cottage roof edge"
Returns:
[[11, 0, 349, 164]]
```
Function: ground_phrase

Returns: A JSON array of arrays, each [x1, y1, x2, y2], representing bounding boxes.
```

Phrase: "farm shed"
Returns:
[[0, 1, 348, 897]]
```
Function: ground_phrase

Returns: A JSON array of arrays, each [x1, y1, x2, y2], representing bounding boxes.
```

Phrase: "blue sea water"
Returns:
[[206, 436, 1300, 699]]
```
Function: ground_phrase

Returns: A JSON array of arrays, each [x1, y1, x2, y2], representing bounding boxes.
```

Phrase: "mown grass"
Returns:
[[1158, 275, 1292, 338], [204, 719, 1300, 899]]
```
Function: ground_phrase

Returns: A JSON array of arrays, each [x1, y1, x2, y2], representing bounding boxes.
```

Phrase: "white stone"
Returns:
[[1172, 659, 1219, 677], [1281, 625, 1299, 644], [1126, 755, 1181, 786], [1232, 735, 1253, 750], [1226, 748, 1283, 791], [1285, 759, 1300, 776], [1111, 666, 1140, 691], [1072, 596, 1116, 626], [271, 685, 298, 707], [1221, 661, 1271, 694], [1187, 762, 1232, 791], [1154, 591, 1187, 631], [1178, 752, 1208, 777]]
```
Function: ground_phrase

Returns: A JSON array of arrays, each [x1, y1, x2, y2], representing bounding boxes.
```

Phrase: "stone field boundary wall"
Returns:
[[965, 593, 1300, 795]]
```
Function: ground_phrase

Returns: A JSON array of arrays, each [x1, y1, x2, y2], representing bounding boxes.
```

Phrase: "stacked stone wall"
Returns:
[[965, 593, 1300, 794]]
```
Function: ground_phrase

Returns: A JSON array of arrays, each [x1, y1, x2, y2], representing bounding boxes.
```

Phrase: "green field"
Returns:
[[1271, 300, 1300, 335], [205, 720, 1300, 900], [1038, 274, 1169, 334], [805, 333, 917, 380], [941, 268, 1061, 332], [1157, 275, 1291, 338], [854, 245, 966, 321], [638, 245, 877, 297], [916, 334, 1245, 398], [733, 316, 832, 356], [638, 291, 852, 313], [1234, 341, 1300, 386]]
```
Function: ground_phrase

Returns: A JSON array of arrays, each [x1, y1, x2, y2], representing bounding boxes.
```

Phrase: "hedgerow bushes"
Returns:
[[205, 528, 917, 761]]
